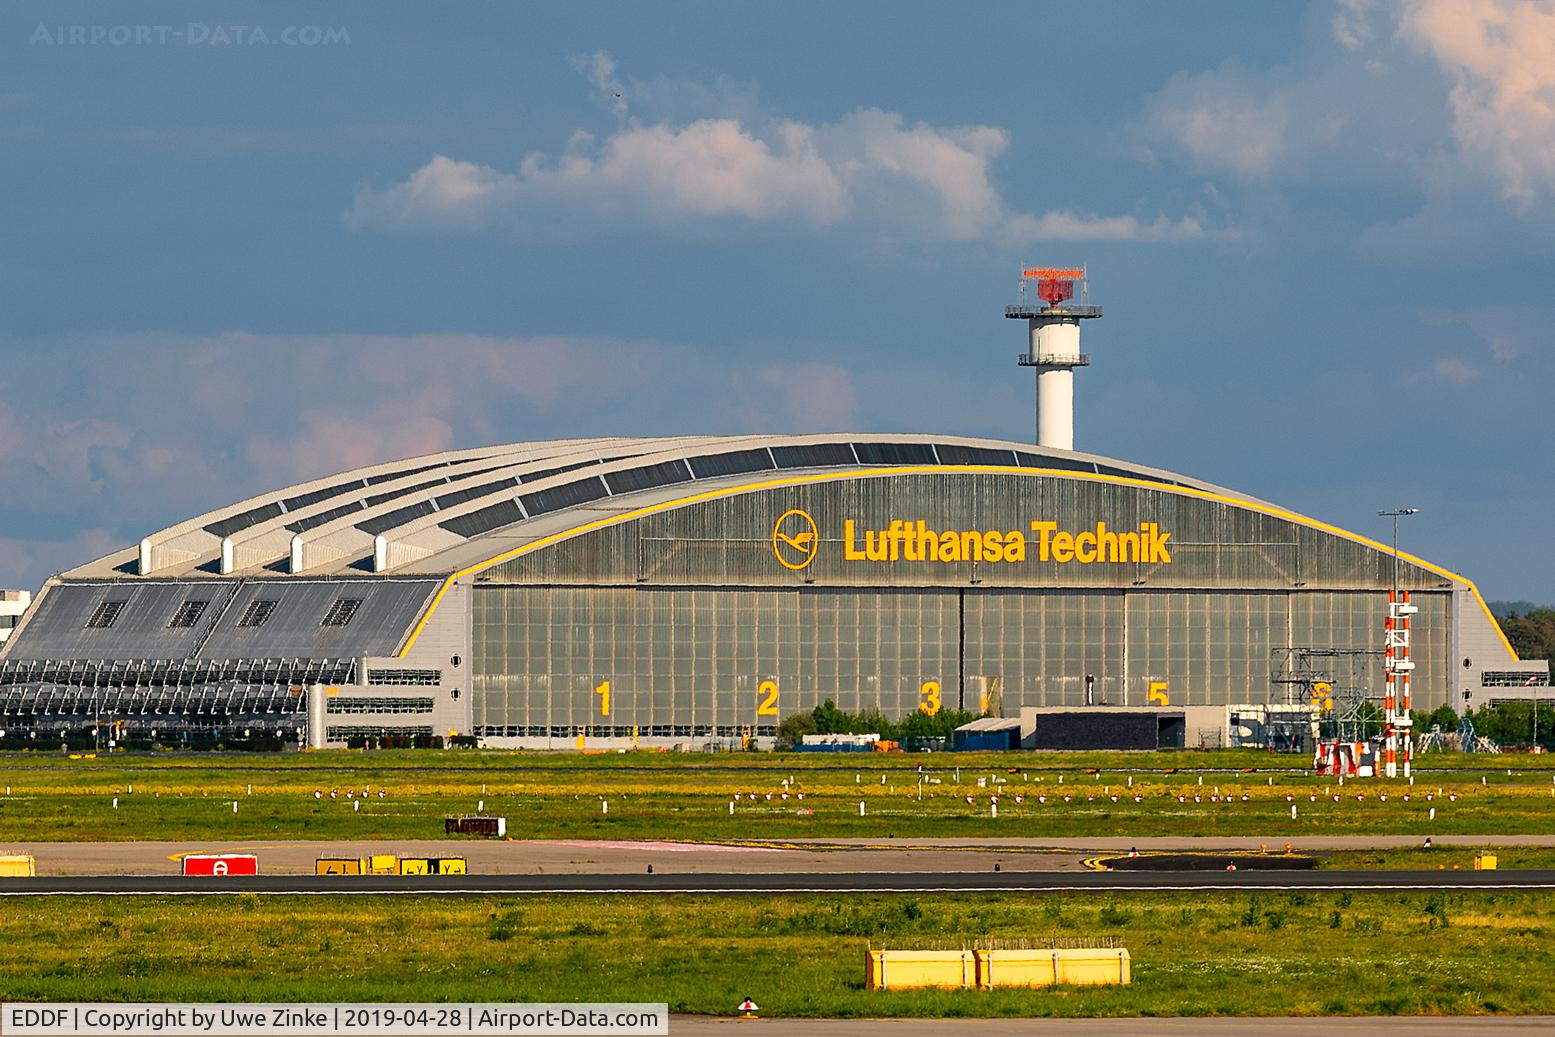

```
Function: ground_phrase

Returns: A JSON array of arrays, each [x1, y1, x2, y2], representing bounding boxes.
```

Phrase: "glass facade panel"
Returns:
[[472, 583, 1452, 727], [469, 469, 1464, 729]]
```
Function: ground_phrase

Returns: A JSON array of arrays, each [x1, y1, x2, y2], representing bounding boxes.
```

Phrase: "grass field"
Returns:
[[1317, 846, 1555, 870], [0, 890, 1548, 1016], [0, 749, 1551, 842]]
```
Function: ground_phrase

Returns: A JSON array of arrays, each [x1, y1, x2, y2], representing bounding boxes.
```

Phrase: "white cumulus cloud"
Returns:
[[347, 55, 1218, 245], [1401, 0, 1555, 203], [1138, 66, 1298, 177]]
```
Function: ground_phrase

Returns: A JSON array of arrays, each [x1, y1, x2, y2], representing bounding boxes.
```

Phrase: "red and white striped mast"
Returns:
[[1379, 507, 1420, 779]]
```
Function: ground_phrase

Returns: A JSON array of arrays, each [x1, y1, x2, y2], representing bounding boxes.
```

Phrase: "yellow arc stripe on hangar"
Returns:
[[396, 465, 1517, 660]]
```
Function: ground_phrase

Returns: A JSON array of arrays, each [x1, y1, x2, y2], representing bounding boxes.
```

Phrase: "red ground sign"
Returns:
[[180, 853, 258, 876]]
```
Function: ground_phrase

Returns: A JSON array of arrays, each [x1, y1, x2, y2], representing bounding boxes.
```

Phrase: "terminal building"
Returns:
[[0, 431, 1543, 748], [0, 272, 1544, 748]]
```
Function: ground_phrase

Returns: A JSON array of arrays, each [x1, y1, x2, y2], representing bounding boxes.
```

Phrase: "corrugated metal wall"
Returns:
[[481, 473, 1432, 590]]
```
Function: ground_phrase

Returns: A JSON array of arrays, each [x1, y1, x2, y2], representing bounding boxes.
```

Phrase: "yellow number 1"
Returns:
[[594, 680, 611, 717], [919, 680, 942, 716]]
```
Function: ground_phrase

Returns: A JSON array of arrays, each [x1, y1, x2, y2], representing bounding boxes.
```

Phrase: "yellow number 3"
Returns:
[[919, 680, 942, 716]]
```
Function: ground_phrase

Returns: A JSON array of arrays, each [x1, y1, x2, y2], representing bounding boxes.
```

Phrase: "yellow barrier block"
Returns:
[[978, 948, 1131, 988], [0, 854, 37, 877], [1475, 853, 1498, 871], [435, 858, 468, 875], [366, 854, 399, 875], [398, 857, 430, 876], [866, 947, 1130, 990], [865, 950, 976, 990], [315, 857, 364, 875]]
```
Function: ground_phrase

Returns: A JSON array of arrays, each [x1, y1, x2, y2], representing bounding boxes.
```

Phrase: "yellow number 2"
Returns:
[[757, 680, 779, 716], [594, 680, 611, 717], [919, 680, 942, 716]]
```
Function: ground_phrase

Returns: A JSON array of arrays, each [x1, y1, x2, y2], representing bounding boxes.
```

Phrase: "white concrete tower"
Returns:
[[1005, 267, 1102, 451]]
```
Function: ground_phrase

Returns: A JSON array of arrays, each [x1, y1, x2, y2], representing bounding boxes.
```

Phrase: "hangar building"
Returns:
[[0, 433, 1544, 748]]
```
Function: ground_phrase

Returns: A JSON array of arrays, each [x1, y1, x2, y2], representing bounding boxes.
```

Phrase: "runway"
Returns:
[[5, 835, 1545, 877], [2, 868, 1552, 896]]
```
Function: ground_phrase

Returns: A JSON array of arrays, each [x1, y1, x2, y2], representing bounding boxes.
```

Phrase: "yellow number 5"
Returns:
[[757, 680, 779, 716], [919, 680, 942, 716]]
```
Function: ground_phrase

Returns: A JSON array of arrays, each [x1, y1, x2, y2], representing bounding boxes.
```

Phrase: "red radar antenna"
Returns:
[[1037, 278, 1073, 308], [1022, 267, 1085, 310]]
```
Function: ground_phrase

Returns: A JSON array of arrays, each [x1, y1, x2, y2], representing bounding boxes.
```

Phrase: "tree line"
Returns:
[[777, 698, 979, 748]]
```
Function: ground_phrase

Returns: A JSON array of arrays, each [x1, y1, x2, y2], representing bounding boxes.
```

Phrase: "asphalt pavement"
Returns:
[[2, 868, 1552, 896]]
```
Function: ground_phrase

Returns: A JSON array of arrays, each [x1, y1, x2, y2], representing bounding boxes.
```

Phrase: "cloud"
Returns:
[[347, 56, 1220, 245], [1140, 1, 1555, 210], [1412, 304, 1549, 385], [0, 529, 120, 588], [572, 50, 628, 120], [1426, 356, 1479, 385], [1420, 304, 1547, 363], [729, 363, 858, 432], [0, 331, 880, 588], [1007, 211, 1210, 243], [1401, 0, 1555, 203], [1137, 66, 1298, 177]]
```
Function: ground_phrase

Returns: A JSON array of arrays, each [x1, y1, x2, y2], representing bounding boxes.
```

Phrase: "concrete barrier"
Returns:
[[865, 950, 975, 990], [978, 947, 1131, 988], [866, 946, 1130, 990], [0, 854, 36, 877]]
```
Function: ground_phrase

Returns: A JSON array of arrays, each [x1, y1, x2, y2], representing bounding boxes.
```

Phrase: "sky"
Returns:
[[2, 1, 1554, 599]]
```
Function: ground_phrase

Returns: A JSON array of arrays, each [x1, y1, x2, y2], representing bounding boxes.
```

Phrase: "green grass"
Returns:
[[1319, 846, 1555, 870], [1, 749, 1553, 841], [0, 891, 1548, 1015]]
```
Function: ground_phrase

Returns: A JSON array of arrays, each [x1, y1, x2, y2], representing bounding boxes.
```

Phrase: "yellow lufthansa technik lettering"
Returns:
[[838, 519, 1171, 565]]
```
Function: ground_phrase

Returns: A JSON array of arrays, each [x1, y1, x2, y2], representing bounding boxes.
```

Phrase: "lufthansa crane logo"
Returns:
[[772, 509, 819, 571]]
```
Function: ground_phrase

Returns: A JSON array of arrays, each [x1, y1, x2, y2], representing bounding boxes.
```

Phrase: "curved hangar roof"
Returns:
[[73, 434, 1257, 582]]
